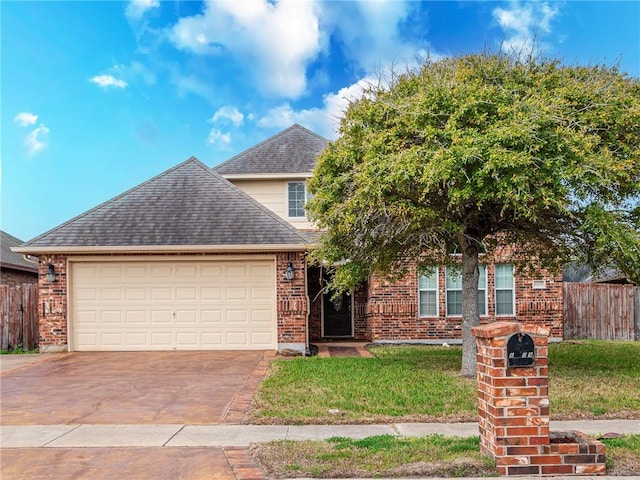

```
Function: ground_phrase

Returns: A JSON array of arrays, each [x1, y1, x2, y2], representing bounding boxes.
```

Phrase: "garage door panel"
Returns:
[[126, 311, 148, 324], [151, 311, 172, 324], [201, 310, 222, 323], [101, 288, 122, 301], [176, 287, 197, 301], [101, 311, 123, 324], [100, 266, 122, 279], [151, 288, 172, 301], [176, 265, 198, 278], [71, 259, 276, 351], [125, 288, 147, 301]]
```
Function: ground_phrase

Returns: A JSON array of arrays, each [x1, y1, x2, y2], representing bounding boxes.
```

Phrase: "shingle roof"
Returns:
[[20, 158, 309, 250], [1, 231, 38, 272], [213, 124, 328, 175]]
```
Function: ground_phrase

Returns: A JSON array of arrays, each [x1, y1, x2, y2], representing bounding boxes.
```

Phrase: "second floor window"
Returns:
[[288, 182, 307, 218]]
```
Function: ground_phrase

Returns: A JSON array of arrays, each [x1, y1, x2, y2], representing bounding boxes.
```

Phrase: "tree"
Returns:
[[306, 52, 640, 376]]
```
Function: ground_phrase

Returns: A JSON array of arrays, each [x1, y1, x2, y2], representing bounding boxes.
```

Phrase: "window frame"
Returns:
[[418, 268, 439, 317], [495, 263, 515, 316], [445, 265, 487, 317], [287, 181, 308, 219]]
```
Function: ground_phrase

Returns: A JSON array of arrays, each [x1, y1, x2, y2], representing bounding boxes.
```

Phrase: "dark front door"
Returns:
[[323, 291, 352, 337]]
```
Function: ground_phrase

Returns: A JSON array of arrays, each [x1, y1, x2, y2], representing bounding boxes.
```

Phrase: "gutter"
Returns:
[[12, 243, 310, 255]]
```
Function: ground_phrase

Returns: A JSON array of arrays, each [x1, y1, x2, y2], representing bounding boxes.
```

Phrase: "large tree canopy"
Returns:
[[307, 53, 640, 376]]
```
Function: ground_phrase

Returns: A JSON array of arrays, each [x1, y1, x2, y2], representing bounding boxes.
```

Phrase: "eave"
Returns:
[[221, 173, 313, 180], [12, 244, 312, 255]]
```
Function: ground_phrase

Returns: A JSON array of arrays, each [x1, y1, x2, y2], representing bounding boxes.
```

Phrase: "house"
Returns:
[[1, 230, 38, 287], [14, 125, 563, 353]]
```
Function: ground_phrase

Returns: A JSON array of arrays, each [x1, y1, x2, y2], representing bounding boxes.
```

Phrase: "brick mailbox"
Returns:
[[472, 321, 606, 476]]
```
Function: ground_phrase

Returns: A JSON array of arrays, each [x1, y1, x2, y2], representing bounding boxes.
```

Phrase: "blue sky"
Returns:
[[2, 0, 639, 242]]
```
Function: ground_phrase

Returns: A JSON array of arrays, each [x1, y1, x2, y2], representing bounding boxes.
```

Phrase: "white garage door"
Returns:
[[70, 259, 276, 351]]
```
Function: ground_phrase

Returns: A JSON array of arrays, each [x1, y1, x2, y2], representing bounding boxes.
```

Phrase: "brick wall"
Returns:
[[1, 268, 38, 288], [275, 252, 307, 345], [38, 255, 68, 350], [365, 257, 563, 341], [36, 252, 309, 351], [473, 321, 605, 476]]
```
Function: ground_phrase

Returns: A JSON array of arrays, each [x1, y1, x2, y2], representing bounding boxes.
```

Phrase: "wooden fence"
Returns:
[[563, 283, 639, 341], [0, 284, 39, 351]]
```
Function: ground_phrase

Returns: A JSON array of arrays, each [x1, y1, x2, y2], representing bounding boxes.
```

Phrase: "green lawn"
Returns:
[[250, 341, 640, 424], [252, 435, 498, 478], [252, 434, 640, 478]]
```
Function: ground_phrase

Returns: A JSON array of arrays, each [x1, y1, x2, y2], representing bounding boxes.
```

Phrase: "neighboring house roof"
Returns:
[[213, 124, 328, 176], [15, 158, 310, 254], [1, 231, 38, 273]]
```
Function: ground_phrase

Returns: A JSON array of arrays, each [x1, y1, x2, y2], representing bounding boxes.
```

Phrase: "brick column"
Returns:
[[38, 255, 68, 352], [276, 252, 307, 354], [472, 321, 605, 476]]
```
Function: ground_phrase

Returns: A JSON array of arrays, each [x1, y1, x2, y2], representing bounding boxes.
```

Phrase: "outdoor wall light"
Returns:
[[284, 262, 295, 281], [46, 263, 57, 283]]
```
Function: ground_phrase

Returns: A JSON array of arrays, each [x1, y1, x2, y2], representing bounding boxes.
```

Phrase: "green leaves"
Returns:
[[307, 51, 640, 289]]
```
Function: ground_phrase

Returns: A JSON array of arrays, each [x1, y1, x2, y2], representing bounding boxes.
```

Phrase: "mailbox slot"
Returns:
[[506, 332, 535, 368]]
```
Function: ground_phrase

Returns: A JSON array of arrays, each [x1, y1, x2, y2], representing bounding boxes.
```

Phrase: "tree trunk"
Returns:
[[459, 233, 480, 377]]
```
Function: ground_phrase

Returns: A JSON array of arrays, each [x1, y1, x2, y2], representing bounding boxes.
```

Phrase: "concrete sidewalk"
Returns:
[[2, 419, 638, 448]]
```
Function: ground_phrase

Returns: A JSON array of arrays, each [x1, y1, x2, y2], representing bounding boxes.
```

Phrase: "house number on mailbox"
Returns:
[[506, 333, 535, 368]]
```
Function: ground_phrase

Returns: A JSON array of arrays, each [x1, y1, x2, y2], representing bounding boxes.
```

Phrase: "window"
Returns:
[[418, 268, 438, 316], [495, 263, 515, 316], [288, 182, 307, 218], [445, 265, 486, 316]]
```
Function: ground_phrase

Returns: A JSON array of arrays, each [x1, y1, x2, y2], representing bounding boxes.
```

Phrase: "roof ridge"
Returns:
[[22, 157, 204, 247], [1, 230, 24, 246], [212, 124, 328, 172], [202, 167, 310, 244]]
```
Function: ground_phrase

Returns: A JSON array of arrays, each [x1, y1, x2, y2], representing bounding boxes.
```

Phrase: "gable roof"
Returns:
[[213, 124, 328, 176], [15, 158, 309, 254], [1, 231, 38, 273]]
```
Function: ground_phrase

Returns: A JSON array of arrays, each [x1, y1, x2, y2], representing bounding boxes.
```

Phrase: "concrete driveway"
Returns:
[[0, 351, 268, 425]]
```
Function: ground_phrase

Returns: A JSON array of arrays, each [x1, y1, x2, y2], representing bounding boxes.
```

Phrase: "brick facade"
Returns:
[[362, 257, 563, 343], [36, 250, 562, 352], [275, 251, 308, 348], [38, 255, 68, 351], [37, 252, 309, 353]]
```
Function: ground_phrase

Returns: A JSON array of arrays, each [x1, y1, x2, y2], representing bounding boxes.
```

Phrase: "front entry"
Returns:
[[323, 290, 353, 337]]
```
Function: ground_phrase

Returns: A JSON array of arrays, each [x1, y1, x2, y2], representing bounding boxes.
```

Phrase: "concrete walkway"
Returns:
[[2, 419, 638, 448]]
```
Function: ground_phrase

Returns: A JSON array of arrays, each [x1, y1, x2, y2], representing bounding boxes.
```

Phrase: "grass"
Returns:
[[251, 434, 498, 478], [0, 347, 39, 355], [602, 434, 640, 475], [252, 346, 477, 424], [250, 341, 640, 424], [253, 434, 640, 478], [548, 341, 640, 419]]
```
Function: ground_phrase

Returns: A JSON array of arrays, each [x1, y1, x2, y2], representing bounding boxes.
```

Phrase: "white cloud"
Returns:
[[25, 124, 50, 156], [14, 112, 39, 127], [493, 1, 560, 56], [169, 0, 322, 98], [320, 1, 426, 77], [258, 77, 376, 139], [206, 128, 232, 148], [90, 74, 128, 89], [126, 0, 159, 20], [210, 106, 244, 127]]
